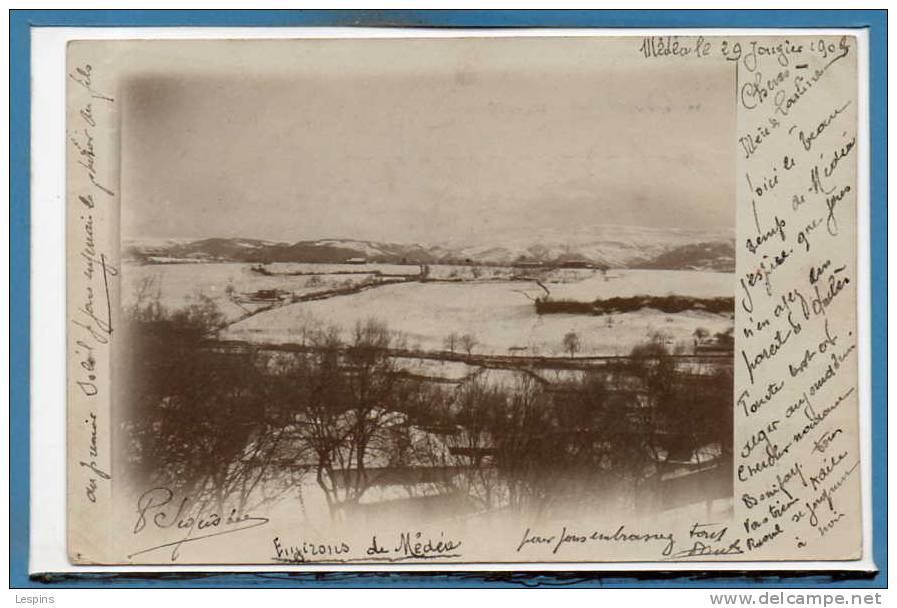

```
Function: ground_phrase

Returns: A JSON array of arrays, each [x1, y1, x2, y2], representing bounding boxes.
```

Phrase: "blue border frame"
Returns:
[[9, 9, 887, 589]]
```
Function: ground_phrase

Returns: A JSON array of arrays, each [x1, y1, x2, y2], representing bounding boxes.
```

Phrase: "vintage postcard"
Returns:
[[66, 34, 861, 565]]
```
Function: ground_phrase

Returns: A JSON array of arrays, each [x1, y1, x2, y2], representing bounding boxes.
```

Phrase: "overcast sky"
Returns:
[[120, 37, 734, 245]]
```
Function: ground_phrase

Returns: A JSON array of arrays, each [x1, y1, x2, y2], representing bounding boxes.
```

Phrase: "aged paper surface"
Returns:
[[66, 35, 861, 565]]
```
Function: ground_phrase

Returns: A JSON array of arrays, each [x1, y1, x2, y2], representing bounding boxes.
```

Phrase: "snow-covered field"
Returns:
[[515, 268, 732, 301], [262, 262, 420, 276], [222, 270, 733, 357], [122, 262, 733, 357], [122, 262, 397, 321]]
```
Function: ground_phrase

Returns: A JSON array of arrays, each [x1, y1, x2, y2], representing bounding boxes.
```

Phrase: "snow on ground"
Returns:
[[122, 263, 385, 321], [225, 274, 733, 357], [123, 263, 733, 357], [392, 357, 477, 380], [527, 268, 733, 301], [264, 262, 420, 276]]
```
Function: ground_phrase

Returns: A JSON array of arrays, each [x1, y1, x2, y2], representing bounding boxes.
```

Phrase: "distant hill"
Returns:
[[638, 242, 736, 272], [124, 225, 735, 272]]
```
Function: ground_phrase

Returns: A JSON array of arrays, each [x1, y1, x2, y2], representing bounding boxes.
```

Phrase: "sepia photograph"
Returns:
[[108, 36, 736, 563], [61, 30, 862, 567]]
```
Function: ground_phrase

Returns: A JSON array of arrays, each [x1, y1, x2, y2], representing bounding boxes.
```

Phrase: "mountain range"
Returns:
[[124, 225, 735, 272]]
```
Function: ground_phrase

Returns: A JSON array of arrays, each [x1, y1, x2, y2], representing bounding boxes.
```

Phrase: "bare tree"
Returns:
[[459, 333, 478, 357], [440, 376, 506, 510], [563, 331, 581, 358], [489, 373, 557, 517], [692, 326, 710, 348], [339, 319, 403, 506], [122, 292, 286, 517], [443, 332, 460, 354]]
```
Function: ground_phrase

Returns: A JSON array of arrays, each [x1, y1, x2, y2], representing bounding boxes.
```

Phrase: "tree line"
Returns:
[[120, 293, 733, 524]]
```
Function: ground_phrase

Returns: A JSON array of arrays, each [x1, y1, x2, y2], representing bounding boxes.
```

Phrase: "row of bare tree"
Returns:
[[120, 294, 733, 524]]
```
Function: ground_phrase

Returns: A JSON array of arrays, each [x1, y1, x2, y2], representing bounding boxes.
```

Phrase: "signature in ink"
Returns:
[[129, 487, 269, 561]]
